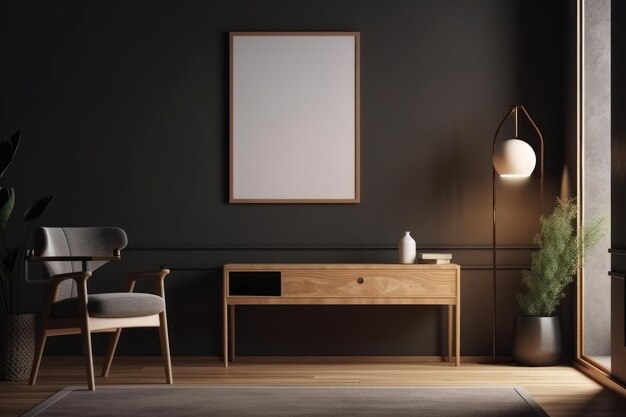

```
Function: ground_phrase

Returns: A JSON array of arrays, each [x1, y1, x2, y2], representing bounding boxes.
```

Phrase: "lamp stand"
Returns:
[[491, 104, 544, 361]]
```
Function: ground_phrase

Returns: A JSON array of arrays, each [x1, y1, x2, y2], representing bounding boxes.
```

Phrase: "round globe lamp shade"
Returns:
[[493, 138, 537, 178]]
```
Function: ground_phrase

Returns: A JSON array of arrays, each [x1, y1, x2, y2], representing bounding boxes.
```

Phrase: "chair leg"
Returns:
[[29, 331, 48, 386], [101, 329, 122, 377], [80, 328, 95, 391], [76, 276, 95, 390], [158, 312, 173, 384]]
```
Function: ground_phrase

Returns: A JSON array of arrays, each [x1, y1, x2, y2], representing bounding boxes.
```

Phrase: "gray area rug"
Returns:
[[22, 386, 549, 417]]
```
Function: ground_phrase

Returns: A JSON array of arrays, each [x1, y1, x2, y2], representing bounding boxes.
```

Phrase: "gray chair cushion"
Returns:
[[52, 293, 165, 318]]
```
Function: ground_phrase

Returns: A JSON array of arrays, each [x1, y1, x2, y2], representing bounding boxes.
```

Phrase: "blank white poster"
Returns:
[[231, 33, 359, 202]]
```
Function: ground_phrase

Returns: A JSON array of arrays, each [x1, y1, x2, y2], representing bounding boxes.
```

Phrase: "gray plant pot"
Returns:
[[0, 313, 35, 380], [513, 316, 562, 366]]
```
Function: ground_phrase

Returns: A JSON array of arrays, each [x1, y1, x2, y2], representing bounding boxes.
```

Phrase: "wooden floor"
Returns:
[[1, 357, 625, 417]]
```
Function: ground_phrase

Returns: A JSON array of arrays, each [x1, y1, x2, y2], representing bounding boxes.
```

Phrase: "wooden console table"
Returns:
[[223, 263, 460, 367]]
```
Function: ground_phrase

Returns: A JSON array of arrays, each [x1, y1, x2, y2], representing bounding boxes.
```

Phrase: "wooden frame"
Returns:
[[576, 0, 585, 365], [27, 256, 173, 391], [229, 32, 361, 203], [222, 263, 460, 367]]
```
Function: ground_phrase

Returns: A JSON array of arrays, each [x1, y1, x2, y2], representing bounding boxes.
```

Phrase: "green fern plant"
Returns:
[[517, 198, 605, 317]]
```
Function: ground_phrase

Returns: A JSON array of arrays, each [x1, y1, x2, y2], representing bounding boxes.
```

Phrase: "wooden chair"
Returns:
[[26, 227, 172, 391]]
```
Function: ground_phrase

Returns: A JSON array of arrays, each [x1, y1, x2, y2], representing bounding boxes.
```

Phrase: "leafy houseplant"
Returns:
[[0, 130, 53, 380], [513, 198, 604, 366]]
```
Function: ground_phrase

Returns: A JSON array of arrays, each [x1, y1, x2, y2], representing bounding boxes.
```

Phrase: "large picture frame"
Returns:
[[229, 32, 360, 203]]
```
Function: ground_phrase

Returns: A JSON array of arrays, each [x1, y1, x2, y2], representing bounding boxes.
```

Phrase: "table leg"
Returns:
[[223, 302, 228, 367], [455, 304, 460, 367], [229, 305, 236, 363], [448, 305, 453, 363]]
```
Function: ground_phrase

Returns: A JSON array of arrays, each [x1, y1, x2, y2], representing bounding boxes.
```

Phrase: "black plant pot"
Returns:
[[513, 316, 562, 366], [0, 313, 35, 380]]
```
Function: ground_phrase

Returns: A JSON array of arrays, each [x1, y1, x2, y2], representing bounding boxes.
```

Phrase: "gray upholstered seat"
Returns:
[[52, 292, 165, 318]]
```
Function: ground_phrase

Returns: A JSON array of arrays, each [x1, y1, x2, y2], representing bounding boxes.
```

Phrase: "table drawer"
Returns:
[[282, 269, 457, 298]]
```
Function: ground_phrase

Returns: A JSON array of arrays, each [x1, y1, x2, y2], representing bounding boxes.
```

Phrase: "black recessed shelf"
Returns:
[[229, 271, 281, 296]]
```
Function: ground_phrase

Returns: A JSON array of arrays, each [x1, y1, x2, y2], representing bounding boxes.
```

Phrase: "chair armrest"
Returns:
[[26, 268, 93, 285], [27, 254, 121, 262], [49, 271, 92, 285], [44, 272, 92, 302], [38, 271, 93, 316], [25, 251, 120, 283], [128, 269, 170, 294], [129, 269, 171, 281]]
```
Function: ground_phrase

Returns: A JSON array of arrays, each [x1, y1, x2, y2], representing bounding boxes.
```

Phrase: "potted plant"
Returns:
[[0, 130, 53, 380], [513, 198, 604, 366]]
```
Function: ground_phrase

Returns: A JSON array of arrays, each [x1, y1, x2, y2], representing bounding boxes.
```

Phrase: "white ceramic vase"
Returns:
[[398, 231, 416, 264]]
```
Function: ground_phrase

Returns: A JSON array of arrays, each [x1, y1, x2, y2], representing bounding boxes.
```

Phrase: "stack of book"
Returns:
[[417, 253, 452, 264]]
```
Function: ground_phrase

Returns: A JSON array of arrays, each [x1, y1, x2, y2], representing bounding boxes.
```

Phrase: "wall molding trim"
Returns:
[[127, 244, 538, 252], [162, 265, 530, 272]]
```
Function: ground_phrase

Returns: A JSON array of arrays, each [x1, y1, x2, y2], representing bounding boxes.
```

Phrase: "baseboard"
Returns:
[[230, 355, 513, 364], [42, 355, 513, 364], [573, 359, 626, 397]]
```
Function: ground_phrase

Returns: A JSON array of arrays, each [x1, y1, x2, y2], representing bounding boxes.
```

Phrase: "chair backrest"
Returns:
[[34, 227, 128, 300]]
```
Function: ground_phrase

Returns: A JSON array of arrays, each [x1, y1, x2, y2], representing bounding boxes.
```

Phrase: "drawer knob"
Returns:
[[357, 277, 364, 284]]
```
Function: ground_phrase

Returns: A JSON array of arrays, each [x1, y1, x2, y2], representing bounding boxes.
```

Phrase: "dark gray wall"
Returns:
[[0, 0, 571, 357], [611, 0, 626, 384]]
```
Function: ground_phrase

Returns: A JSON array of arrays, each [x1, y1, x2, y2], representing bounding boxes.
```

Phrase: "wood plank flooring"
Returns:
[[1, 357, 625, 417]]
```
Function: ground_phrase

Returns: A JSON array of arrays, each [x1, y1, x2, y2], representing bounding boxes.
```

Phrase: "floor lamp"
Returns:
[[491, 104, 544, 360]]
